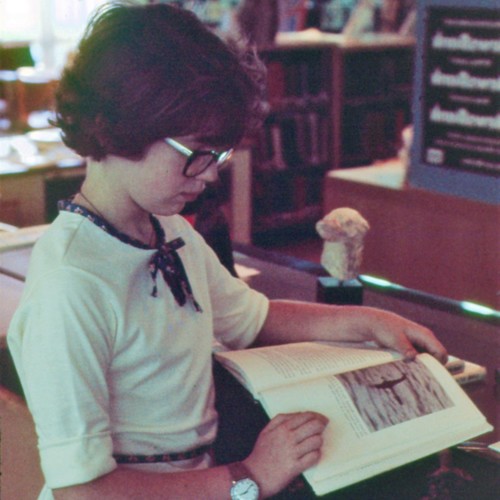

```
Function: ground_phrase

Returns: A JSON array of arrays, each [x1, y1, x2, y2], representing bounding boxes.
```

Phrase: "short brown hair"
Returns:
[[54, 1, 267, 161]]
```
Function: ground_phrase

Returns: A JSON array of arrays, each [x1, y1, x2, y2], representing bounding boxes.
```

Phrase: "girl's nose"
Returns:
[[196, 162, 219, 183]]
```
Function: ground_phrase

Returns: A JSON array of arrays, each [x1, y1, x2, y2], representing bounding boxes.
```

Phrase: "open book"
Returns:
[[215, 342, 492, 496]]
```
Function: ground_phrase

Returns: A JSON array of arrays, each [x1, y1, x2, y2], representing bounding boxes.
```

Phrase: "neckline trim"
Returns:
[[58, 198, 162, 250]]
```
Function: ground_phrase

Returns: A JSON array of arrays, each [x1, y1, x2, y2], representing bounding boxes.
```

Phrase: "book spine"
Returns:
[[269, 124, 288, 171], [266, 61, 286, 106], [307, 111, 320, 166]]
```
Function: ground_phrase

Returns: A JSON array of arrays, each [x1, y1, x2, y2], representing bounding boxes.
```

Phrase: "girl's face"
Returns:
[[120, 135, 221, 217]]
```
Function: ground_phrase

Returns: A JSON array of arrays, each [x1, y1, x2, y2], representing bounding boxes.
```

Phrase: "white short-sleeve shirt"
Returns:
[[7, 211, 269, 494]]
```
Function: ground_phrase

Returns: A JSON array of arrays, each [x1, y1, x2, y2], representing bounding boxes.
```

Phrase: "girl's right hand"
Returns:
[[243, 411, 329, 498]]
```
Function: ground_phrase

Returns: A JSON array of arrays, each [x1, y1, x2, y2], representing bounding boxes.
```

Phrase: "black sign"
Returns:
[[421, 7, 500, 177]]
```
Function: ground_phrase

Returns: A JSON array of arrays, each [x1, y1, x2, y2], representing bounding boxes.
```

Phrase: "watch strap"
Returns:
[[227, 461, 255, 483], [228, 462, 260, 500]]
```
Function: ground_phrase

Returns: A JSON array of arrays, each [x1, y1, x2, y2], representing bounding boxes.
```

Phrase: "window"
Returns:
[[0, 1, 236, 72], [0, 0, 109, 71]]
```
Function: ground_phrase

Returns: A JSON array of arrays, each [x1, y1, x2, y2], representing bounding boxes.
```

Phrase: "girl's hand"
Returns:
[[243, 411, 328, 498], [361, 308, 448, 364]]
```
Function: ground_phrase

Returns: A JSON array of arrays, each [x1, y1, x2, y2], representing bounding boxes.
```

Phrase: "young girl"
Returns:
[[8, 3, 446, 499]]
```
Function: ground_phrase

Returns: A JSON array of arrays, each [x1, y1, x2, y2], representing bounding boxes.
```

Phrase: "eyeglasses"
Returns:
[[165, 137, 234, 178]]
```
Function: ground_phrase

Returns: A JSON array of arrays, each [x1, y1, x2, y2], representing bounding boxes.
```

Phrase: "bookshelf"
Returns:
[[241, 32, 415, 244]]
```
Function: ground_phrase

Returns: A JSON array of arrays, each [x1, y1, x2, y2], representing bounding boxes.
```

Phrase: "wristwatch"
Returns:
[[228, 461, 260, 500]]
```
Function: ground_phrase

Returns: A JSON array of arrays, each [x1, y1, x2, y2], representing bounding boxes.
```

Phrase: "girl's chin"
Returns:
[[154, 201, 186, 217]]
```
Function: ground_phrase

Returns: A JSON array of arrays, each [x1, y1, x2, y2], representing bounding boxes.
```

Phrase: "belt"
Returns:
[[113, 444, 213, 464]]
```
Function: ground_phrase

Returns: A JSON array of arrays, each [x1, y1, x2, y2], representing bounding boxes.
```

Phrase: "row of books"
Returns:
[[265, 55, 329, 105], [255, 111, 331, 171], [249, 105, 410, 176], [259, 92, 410, 173], [264, 49, 412, 106]]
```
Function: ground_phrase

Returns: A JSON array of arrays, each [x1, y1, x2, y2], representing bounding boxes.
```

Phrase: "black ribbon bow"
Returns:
[[149, 237, 202, 311]]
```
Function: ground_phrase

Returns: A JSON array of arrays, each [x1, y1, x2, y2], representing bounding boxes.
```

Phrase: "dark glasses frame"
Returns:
[[165, 137, 234, 178]]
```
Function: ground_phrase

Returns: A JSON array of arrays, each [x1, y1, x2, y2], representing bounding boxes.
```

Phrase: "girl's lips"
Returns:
[[182, 192, 203, 202]]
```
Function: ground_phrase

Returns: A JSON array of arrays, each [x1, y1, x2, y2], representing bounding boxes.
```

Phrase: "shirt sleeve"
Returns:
[[179, 221, 269, 350], [210, 270, 269, 350], [7, 268, 118, 488]]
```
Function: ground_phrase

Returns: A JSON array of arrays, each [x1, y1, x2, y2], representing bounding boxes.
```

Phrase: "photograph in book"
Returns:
[[337, 359, 453, 433]]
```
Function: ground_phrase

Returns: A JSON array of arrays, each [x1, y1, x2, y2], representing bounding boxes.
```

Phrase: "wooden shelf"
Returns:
[[232, 35, 415, 244]]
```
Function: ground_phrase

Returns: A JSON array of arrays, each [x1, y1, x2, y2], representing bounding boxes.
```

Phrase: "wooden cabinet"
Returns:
[[323, 160, 500, 310], [239, 32, 415, 244], [0, 146, 85, 227]]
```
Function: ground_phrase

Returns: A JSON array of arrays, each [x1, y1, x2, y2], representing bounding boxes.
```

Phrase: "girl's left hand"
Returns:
[[360, 308, 448, 364]]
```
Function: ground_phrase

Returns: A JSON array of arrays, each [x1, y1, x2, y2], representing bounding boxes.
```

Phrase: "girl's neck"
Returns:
[[75, 185, 154, 246]]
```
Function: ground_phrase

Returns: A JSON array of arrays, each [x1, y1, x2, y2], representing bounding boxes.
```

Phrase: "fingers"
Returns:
[[247, 411, 328, 497], [281, 412, 328, 464], [283, 411, 329, 433], [264, 412, 328, 439], [263, 410, 328, 433], [262, 412, 292, 432], [383, 331, 419, 360], [403, 323, 448, 364], [370, 310, 448, 364], [269, 412, 328, 462]]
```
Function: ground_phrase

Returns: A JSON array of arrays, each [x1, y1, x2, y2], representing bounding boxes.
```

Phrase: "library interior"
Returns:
[[0, 1, 499, 499]]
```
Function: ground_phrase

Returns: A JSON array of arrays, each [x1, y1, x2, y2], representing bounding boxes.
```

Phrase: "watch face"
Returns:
[[230, 478, 259, 500]]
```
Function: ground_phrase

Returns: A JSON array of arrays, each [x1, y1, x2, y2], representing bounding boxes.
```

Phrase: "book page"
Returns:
[[215, 342, 399, 394], [258, 353, 491, 495]]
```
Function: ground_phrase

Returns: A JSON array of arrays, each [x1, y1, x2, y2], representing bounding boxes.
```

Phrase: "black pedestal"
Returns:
[[316, 276, 363, 305]]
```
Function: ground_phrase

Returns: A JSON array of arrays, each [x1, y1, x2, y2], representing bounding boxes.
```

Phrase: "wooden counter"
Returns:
[[0, 132, 85, 226], [323, 160, 500, 310]]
